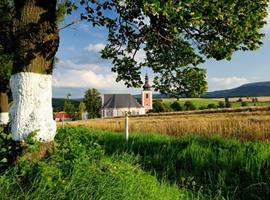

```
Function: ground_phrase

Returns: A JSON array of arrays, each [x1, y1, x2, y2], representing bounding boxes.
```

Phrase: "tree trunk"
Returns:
[[10, 0, 59, 142], [0, 92, 9, 126]]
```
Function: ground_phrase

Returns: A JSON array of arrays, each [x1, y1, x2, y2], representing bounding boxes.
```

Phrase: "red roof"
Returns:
[[54, 112, 70, 119]]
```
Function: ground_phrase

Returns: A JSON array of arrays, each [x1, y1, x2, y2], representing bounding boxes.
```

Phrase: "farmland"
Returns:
[[68, 107, 270, 141], [2, 101, 270, 200], [161, 97, 270, 109]]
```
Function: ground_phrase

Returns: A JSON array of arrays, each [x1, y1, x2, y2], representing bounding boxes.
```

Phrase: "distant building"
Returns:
[[141, 74, 153, 112], [81, 112, 88, 120], [54, 112, 72, 122], [101, 75, 153, 118]]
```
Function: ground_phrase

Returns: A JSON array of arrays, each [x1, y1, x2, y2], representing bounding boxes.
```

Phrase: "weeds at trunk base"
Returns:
[[0, 128, 185, 200], [0, 128, 54, 173], [0, 127, 16, 172]]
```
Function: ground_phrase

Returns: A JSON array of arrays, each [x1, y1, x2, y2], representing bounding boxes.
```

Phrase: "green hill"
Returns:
[[204, 81, 270, 98], [52, 98, 82, 111]]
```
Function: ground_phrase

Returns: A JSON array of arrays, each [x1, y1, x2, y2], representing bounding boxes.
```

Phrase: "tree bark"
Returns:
[[0, 92, 9, 126], [10, 0, 59, 142]]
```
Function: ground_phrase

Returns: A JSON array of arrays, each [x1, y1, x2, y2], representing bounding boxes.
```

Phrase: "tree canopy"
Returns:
[[0, 0, 269, 97], [83, 88, 101, 119], [80, 0, 268, 96]]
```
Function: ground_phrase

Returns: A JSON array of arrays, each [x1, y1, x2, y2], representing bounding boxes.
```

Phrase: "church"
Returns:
[[101, 75, 153, 118]]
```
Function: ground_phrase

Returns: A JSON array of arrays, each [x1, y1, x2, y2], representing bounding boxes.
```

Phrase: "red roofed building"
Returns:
[[54, 112, 72, 122]]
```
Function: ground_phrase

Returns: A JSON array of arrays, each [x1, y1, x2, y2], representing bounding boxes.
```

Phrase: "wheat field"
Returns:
[[66, 107, 270, 141]]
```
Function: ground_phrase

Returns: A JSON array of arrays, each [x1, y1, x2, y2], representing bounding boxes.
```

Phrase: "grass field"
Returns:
[[163, 99, 220, 108], [161, 97, 270, 109], [1, 127, 270, 199], [68, 109, 270, 141]]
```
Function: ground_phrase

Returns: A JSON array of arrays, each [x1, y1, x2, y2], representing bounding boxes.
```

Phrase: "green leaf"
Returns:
[[0, 158, 8, 163]]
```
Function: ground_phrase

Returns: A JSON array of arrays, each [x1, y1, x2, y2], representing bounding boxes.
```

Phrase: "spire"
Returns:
[[143, 74, 151, 91]]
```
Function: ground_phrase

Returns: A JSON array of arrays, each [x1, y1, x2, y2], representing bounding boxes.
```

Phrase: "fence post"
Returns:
[[125, 112, 129, 142]]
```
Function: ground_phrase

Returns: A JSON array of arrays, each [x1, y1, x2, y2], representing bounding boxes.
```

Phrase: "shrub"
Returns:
[[238, 98, 243, 102], [225, 98, 231, 108], [0, 128, 16, 172], [199, 106, 207, 110], [152, 100, 164, 112], [218, 101, 225, 108], [152, 100, 173, 112], [241, 102, 248, 107], [184, 101, 196, 110], [170, 101, 183, 111], [207, 103, 217, 109]]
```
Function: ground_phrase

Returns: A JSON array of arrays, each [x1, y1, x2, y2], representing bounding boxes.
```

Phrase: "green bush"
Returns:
[[152, 100, 173, 112], [241, 102, 248, 107], [225, 98, 232, 108], [207, 103, 217, 109], [218, 101, 225, 108], [238, 98, 243, 102], [199, 106, 207, 110], [170, 101, 183, 111], [152, 100, 164, 112], [184, 101, 196, 110], [0, 128, 16, 173]]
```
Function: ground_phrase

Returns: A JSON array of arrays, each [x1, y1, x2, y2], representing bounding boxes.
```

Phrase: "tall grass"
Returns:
[[59, 127, 270, 199], [0, 127, 190, 200], [1, 127, 269, 199], [69, 111, 270, 141]]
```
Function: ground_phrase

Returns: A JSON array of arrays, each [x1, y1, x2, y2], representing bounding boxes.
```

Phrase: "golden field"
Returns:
[[66, 106, 270, 141]]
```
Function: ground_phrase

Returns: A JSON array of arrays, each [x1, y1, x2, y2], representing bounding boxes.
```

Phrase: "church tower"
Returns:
[[142, 74, 152, 112]]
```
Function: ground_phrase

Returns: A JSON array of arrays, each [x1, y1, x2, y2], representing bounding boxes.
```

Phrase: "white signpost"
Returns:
[[125, 112, 129, 142]]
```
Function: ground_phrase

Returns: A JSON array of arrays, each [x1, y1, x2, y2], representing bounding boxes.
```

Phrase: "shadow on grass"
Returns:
[[82, 129, 270, 200]]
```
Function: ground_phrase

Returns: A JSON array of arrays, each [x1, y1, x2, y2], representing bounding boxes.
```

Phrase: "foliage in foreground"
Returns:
[[1, 127, 270, 200], [57, 127, 270, 200], [0, 128, 189, 200]]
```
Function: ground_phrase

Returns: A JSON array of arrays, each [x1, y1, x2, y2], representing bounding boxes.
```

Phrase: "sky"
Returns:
[[53, 5, 270, 98]]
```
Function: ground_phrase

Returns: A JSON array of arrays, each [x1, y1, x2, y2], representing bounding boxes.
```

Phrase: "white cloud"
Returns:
[[53, 59, 142, 96], [84, 43, 106, 52], [53, 69, 115, 88], [208, 76, 249, 91], [56, 59, 106, 73]]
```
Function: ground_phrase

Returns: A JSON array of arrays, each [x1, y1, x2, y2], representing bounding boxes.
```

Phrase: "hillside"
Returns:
[[52, 98, 81, 111], [204, 81, 270, 98]]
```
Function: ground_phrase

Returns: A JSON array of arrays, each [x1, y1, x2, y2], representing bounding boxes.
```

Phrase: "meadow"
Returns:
[[1, 127, 270, 200], [2, 105, 270, 199], [161, 97, 270, 109], [69, 108, 270, 141]]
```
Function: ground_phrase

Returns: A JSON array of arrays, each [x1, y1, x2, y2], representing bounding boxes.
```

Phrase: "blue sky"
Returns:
[[53, 6, 270, 98]]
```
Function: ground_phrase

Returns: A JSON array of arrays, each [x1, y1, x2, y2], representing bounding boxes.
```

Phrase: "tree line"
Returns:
[[61, 88, 101, 120]]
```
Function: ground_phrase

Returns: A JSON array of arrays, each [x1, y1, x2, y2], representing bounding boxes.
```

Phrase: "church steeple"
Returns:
[[141, 74, 152, 112], [143, 74, 151, 91]]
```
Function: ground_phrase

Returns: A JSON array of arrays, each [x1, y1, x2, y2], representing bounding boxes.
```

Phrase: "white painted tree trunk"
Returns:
[[9, 72, 56, 142], [0, 113, 9, 125]]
